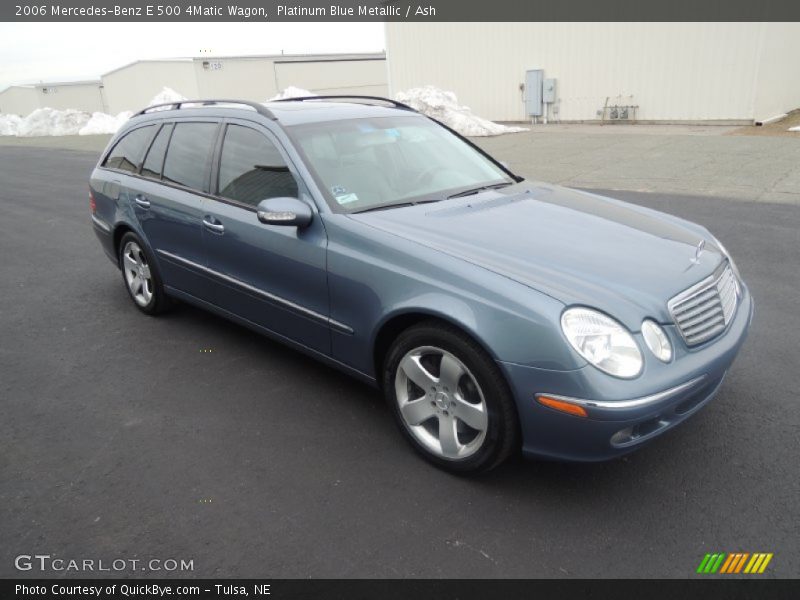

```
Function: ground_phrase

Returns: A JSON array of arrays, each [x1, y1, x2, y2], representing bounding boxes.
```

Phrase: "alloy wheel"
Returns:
[[394, 345, 488, 460], [122, 240, 153, 307]]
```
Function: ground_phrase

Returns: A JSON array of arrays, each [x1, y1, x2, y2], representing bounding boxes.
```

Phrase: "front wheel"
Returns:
[[383, 321, 520, 473]]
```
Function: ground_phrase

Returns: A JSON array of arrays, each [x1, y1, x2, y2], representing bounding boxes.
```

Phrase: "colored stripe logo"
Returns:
[[696, 552, 773, 574]]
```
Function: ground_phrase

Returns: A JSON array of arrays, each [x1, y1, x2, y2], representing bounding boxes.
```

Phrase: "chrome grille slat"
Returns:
[[674, 299, 721, 322], [719, 270, 735, 289], [668, 263, 739, 346], [719, 282, 735, 304], [672, 288, 719, 314], [720, 291, 736, 317], [680, 305, 723, 330], [719, 277, 736, 302], [686, 323, 726, 345], [683, 314, 725, 337]]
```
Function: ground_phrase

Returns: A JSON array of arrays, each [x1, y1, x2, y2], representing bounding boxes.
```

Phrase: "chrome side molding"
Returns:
[[156, 248, 353, 335], [536, 375, 707, 410], [91, 214, 111, 233]]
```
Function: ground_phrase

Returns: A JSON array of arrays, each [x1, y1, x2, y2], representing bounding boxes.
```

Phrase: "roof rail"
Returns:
[[272, 95, 416, 112], [134, 99, 276, 120]]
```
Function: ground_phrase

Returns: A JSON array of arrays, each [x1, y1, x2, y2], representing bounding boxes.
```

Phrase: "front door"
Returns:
[[202, 121, 330, 354]]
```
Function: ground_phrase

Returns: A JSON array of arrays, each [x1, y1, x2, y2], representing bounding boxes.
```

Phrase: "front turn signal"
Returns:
[[536, 395, 588, 418]]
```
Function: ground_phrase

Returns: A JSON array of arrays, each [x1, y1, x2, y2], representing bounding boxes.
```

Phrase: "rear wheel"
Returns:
[[384, 321, 519, 473], [118, 232, 171, 315]]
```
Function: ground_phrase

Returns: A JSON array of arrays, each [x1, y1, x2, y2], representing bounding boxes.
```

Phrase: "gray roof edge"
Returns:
[[1, 80, 101, 93], [101, 58, 194, 78], [195, 51, 386, 62]]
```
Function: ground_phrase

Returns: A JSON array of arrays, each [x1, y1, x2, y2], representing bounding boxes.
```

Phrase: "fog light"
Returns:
[[610, 427, 635, 446], [536, 395, 588, 418], [642, 319, 672, 362]]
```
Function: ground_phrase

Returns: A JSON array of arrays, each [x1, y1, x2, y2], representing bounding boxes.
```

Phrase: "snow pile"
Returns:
[[267, 87, 316, 101], [0, 108, 91, 137], [395, 86, 527, 137], [81, 87, 186, 134], [16, 107, 91, 137], [82, 87, 187, 134], [0, 114, 22, 136], [77, 87, 186, 134], [79, 111, 134, 135], [0, 87, 192, 137], [147, 87, 187, 109], [789, 126, 800, 132]]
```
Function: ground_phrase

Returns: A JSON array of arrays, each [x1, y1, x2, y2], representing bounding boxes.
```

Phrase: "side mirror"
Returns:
[[256, 197, 312, 228]]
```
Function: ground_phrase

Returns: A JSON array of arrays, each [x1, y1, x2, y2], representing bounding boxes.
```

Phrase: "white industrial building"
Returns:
[[385, 23, 800, 124], [0, 80, 104, 115], [100, 53, 387, 115], [6, 24, 800, 126], [101, 59, 199, 115], [1, 52, 387, 117], [193, 53, 388, 105]]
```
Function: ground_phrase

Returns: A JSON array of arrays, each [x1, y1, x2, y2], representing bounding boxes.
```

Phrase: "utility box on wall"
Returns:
[[525, 69, 543, 117], [543, 78, 557, 104]]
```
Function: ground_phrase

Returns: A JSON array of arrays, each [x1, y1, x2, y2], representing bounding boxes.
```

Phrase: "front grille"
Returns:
[[668, 263, 739, 346]]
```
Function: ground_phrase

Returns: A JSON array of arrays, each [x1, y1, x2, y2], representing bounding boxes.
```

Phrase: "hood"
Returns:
[[348, 183, 725, 328]]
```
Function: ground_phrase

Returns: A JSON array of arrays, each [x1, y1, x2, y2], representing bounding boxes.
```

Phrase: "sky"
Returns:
[[0, 23, 385, 90]]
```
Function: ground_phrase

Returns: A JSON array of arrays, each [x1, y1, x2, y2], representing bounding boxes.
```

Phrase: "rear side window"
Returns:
[[140, 123, 173, 180], [103, 125, 156, 173], [162, 122, 219, 192], [217, 125, 298, 206]]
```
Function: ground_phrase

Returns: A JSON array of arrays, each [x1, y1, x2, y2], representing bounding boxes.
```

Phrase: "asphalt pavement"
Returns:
[[0, 145, 798, 578], [476, 127, 800, 205]]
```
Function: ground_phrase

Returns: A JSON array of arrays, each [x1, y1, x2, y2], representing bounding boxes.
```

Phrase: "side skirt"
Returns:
[[164, 285, 378, 388]]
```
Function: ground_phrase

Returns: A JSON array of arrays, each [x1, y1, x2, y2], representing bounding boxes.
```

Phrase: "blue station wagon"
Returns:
[[90, 97, 753, 473]]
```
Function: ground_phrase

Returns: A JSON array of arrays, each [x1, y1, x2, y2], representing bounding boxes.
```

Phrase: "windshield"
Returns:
[[287, 115, 514, 213]]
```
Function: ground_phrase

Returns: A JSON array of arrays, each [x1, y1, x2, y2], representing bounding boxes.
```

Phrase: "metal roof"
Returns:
[[102, 52, 385, 78], [195, 51, 385, 63], [1, 80, 101, 93], [101, 59, 194, 78]]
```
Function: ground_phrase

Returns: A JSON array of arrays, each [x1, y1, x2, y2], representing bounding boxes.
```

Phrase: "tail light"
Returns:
[[89, 188, 97, 214]]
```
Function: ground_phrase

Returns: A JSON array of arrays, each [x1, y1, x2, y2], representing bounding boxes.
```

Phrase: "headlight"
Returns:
[[561, 308, 643, 378], [641, 319, 672, 362]]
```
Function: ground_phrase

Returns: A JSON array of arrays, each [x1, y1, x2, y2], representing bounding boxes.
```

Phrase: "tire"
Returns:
[[383, 320, 520, 474], [118, 231, 171, 315]]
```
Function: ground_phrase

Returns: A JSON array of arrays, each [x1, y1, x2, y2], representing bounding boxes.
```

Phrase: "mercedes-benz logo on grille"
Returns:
[[690, 240, 706, 265]]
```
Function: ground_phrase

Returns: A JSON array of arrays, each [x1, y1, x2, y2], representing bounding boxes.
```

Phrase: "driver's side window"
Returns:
[[217, 125, 298, 206]]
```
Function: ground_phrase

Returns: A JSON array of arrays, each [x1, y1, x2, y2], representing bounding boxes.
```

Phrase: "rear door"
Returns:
[[202, 120, 331, 354], [92, 123, 156, 245], [134, 119, 220, 299]]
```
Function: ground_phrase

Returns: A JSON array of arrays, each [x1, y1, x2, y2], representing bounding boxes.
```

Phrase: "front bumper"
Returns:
[[499, 286, 754, 462]]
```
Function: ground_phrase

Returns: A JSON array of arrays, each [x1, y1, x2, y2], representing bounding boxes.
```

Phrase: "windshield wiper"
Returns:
[[352, 197, 444, 214], [447, 181, 514, 199], [351, 182, 514, 213], [353, 202, 415, 213]]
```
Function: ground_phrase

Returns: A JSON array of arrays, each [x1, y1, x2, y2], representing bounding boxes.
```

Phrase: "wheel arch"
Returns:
[[372, 308, 501, 390], [376, 307, 523, 472], [112, 223, 136, 267]]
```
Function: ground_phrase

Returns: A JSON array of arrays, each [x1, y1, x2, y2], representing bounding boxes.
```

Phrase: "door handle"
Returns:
[[134, 195, 150, 209], [203, 218, 225, 234]]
